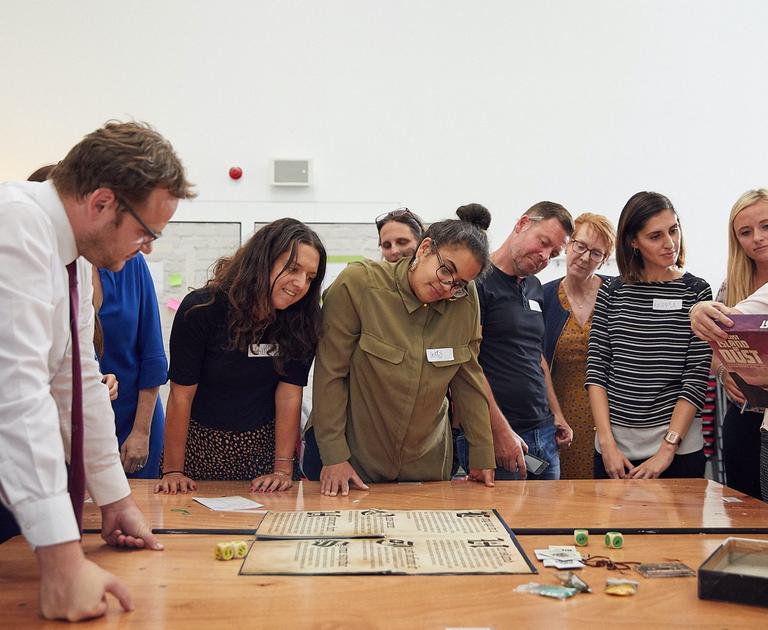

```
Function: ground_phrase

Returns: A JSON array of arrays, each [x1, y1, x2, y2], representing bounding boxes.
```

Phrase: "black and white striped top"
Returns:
[[586, 273, 712, 444]]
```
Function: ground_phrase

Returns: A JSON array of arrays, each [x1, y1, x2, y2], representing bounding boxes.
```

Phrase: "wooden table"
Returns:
[[82, 478, 768, 533], [3, 480, 768, 628]]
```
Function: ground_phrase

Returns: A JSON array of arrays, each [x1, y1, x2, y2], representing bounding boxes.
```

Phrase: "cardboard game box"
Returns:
[[711, 314, 768, 408], [698, 537, 768, 607]]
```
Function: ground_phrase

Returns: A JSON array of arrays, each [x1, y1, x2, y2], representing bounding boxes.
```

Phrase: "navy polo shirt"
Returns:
[[477, 265, 553, 432]]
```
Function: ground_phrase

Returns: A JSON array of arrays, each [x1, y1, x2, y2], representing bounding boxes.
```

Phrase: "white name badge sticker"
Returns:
[[652, 298, 683, 311], [426, 347, 454, 363], [248, 343, 279, 357], [528, 299, 542, 312]]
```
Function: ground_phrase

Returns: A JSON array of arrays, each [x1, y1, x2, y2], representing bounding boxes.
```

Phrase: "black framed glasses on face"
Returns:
[[375, 207, 424, 231], [570, 239, 606, 263], [434, 246, 468, 299], [118, 198, 160, 243]]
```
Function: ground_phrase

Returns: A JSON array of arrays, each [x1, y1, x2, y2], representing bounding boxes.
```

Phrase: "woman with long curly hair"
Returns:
[[155, 218, 326, 494]]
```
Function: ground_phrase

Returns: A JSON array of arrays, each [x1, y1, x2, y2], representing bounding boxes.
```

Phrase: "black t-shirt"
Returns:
[[168, 288, 312, 431], [477, 266, 552, 432]]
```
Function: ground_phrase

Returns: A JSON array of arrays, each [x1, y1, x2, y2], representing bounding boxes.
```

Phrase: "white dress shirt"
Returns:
[[0, 181, 130, 547], [734, 284, 768, 431]]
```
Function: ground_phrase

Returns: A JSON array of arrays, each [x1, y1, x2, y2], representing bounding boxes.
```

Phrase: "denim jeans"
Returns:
[[454, 421, 560, 480]]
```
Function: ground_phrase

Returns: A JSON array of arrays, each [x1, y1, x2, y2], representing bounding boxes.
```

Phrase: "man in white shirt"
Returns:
[[0, 121, 195, 621]]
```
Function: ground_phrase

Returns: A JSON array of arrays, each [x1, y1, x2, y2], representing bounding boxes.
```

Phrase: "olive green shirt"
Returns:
[[309, 257, 495, 482]]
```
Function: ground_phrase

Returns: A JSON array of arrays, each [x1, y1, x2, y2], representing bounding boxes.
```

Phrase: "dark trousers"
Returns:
[[760, 429, 768, 502], [722, 403, 763, 499], [0, 503, 20, 544], [593, 448, 706, 479], [301, 426, 323, 481]]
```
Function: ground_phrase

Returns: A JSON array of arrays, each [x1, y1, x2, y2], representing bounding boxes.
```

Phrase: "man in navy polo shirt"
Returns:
[[456, 201, 574, 479]]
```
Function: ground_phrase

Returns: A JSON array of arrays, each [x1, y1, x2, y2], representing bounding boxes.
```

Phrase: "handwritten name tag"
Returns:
[[652, 298, 683, 311], [426, 347, 454, 362], [528, 299, 542, 312], [248, 343, 279, 357]]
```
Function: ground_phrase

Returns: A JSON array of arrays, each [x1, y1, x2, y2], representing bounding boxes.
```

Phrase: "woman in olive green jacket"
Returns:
[[305, 204, 497, 496]]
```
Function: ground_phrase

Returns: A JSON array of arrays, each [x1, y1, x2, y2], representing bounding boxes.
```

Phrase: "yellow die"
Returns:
[[215, 542, 235, 560]]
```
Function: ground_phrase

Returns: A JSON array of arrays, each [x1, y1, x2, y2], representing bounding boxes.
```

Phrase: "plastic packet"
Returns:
[[515, 582, 578, 600], [554, 571, 591, 593], [605, 577, 639, 596]]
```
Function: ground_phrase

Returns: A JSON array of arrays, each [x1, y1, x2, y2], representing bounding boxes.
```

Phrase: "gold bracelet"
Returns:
[[274, 456, 294, 462], [272, 470, 289, 476]]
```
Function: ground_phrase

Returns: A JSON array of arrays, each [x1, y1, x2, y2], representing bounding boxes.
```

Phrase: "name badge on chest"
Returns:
[[426, 347, 454, 363], [652, 298, 683, 311], [248, 343, 279, 357]]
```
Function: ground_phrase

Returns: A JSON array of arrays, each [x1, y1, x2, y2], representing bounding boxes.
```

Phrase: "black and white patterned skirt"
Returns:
[[183, 418, 278, 481]]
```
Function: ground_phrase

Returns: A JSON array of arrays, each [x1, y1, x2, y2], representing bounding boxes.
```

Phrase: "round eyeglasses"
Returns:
[[434, 247, 468, 299], [570, 239, 606, 263]]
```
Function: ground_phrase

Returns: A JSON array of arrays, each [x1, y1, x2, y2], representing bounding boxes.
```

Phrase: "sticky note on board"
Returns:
[[168, 272, 183, 287], [166, 297, 181, 312]]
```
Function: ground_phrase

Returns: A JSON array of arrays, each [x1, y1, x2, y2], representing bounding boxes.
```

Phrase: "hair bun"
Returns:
[[456, 203, 491, 230]]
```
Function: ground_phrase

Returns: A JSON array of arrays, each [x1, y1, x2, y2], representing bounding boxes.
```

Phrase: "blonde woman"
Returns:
[[542, 213, 616, 479], [689, 189, 768, 499]]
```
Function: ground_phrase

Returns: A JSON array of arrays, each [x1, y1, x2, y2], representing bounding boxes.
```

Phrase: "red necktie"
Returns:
[[66, 262, 85, 531]]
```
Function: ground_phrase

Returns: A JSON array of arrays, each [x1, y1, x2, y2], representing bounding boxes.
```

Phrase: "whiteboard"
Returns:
[[145, 221, 242, 405], [254, 221, 383, 291]]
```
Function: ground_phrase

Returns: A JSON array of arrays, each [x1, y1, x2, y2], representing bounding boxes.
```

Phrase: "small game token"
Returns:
[[215, 542, 235, 560], [574, 529, 589, 546], [605, 531, 623, 549], [233, 540, 249, 558]]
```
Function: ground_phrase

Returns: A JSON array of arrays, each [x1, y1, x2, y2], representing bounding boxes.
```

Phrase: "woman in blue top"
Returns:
[[96, 254, 168, 478]]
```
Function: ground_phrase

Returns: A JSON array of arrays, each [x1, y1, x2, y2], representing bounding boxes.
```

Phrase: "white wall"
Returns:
[[3, 0, 768, 289]]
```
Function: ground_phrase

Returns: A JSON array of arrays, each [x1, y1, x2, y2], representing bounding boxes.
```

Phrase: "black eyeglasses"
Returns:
[[570, 239, 606, 262], [434, 246, 468, 299], [117, 197, 160, 243], [375, 207, 424, 231]]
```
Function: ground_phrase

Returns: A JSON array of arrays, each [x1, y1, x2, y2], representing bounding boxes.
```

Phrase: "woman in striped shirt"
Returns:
[[586, 192, 713, 479]]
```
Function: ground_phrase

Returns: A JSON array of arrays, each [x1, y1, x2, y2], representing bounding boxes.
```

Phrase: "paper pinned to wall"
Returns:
[[165, 297, 181, 312], [168, 272, 183, 287]]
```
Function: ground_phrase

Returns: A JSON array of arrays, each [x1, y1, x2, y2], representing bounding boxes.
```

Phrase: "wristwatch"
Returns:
[[663, 430, 682, 447]]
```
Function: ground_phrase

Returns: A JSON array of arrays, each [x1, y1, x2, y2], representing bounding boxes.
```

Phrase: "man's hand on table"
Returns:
[[100, 495, 163, 550], [36, 540, 133, 622]]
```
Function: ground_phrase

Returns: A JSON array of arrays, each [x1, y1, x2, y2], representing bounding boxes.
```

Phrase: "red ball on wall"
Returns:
[[229, 166, 243, 180]]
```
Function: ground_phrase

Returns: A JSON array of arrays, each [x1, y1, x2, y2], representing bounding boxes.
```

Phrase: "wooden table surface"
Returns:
[[2, 533, 767, 628], [4, 479, 768, 628], [82, 478, 768, 533]]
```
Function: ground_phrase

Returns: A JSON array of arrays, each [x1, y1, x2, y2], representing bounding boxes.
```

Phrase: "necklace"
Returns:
[[563, 277, 598, 310]]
